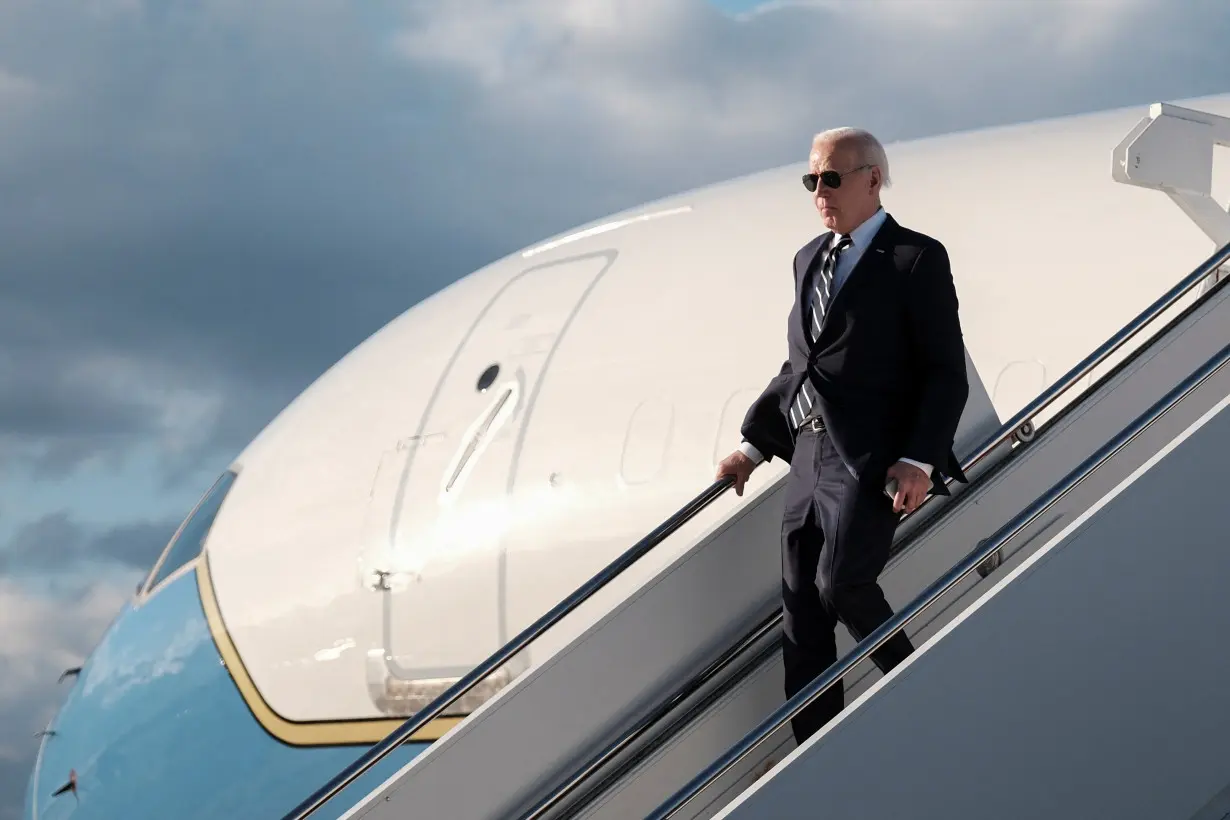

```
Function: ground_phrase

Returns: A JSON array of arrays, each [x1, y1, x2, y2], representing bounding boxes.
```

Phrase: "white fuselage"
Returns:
[[196, 92, 1230, 739]]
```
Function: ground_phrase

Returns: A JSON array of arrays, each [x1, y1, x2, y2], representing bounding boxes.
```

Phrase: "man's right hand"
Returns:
[[716, 450, 758, 497]]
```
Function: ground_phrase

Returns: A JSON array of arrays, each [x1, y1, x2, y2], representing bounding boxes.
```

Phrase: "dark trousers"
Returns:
[[780, 425, 915, 745]]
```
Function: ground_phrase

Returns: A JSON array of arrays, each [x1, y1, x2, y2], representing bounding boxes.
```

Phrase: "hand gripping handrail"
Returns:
[[647, 338, 1230, 820], [281, 475, 735, 819]]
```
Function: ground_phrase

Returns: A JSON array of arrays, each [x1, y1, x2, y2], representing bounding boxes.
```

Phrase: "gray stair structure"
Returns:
[[713, 351, 1230, 820], [570, 276, 1230, 820]]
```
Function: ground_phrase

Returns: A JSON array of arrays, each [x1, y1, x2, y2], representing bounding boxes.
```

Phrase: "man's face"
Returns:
[[809, 141, 879, 234]]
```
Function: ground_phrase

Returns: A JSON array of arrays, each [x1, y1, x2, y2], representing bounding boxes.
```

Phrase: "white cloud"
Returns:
[[67, 352, 226, 461], [0, 344, 227, 485], [0, 578, 129, 664], [0, 68, 37, 105], [392, 0, 782, 149], [387, 0, 1228, 192]]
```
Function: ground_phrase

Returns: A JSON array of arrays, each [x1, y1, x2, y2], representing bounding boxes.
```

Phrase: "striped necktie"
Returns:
[[790, 235, 852, 429]]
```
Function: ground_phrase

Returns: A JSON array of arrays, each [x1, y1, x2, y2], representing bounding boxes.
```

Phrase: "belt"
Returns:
[[799, 415, 826, 433]]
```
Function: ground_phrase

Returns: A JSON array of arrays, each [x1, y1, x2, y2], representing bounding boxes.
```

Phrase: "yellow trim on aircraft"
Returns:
[[195, 554, 460, 746]]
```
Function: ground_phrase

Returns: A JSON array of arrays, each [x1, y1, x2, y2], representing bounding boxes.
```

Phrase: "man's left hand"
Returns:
[[886, 461, 929, 515]]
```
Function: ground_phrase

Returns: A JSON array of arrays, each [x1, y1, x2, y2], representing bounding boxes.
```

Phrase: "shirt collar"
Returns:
[[831, 206, 887, 251]]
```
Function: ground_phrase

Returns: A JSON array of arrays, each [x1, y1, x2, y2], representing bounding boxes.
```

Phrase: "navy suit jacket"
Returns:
[[740, 213, 969, 495]]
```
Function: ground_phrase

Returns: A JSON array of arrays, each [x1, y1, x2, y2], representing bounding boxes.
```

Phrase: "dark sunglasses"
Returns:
[[802, 164, 872, 192]]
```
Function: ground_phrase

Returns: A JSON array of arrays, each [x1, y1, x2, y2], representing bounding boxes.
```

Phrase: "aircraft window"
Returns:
[[145, 470, 237, 592], [477, 364, 500, 392]]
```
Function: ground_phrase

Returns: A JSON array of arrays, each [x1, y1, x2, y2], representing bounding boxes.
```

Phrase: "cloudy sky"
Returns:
[[1, 0, 1228, 813]]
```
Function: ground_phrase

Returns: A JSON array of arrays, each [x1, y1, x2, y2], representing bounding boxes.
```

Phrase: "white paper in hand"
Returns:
[[884, 477, 899, 501]]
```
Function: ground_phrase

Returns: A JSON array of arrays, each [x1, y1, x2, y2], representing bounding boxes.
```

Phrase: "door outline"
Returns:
[[377, 249, 619, 685]]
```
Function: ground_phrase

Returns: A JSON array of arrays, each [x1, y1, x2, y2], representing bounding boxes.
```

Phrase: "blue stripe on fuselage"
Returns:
[[25, 568, 428, 819]]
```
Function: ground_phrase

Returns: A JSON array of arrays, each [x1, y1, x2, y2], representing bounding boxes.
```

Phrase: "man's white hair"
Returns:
[[811, 127, 892, 189]]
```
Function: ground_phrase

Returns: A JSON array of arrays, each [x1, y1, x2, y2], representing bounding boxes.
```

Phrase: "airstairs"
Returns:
[[706, 340, 1230, 820], [281, 102, 1230, 820]]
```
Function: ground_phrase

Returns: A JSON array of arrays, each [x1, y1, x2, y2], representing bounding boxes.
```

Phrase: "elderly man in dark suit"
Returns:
[[717, 127, 969, 744]]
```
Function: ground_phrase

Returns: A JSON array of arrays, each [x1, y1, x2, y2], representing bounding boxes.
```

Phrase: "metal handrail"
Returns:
[[942, 242, 1230, 485], [648, 339, 1230, 820], [514, 611, 783, 820], [503, 242, 1230, 820], [282, 475, 734, 820], [287, 241, 1228, 820]]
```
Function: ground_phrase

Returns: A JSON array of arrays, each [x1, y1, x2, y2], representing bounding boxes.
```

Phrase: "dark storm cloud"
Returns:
[[0, 1, 529, 479], [0, 511, 178, 577], [1, 0, 1228, 481], [0, 350, 151, 440]]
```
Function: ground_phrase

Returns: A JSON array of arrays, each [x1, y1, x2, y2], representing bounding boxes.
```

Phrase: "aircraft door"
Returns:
[[362, 253, 613, 708]]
